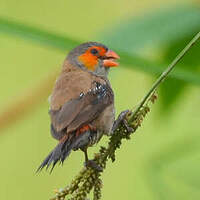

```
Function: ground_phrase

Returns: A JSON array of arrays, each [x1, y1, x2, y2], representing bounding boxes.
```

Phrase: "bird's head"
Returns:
[[67, 42, 120, 77]]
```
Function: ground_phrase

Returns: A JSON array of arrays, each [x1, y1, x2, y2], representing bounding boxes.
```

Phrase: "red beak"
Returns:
[[103, 50, 120, 67]]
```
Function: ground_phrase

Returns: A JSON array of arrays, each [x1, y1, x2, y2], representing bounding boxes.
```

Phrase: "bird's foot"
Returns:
[[112, 109, 134, 133], [84, 160, 103, 172]]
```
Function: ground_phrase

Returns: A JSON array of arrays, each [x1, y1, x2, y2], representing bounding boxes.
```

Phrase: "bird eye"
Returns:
[[90, 48, 98, 55]]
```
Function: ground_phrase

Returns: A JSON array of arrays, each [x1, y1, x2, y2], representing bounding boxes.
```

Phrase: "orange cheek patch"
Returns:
[[78, 53, 98, 71]]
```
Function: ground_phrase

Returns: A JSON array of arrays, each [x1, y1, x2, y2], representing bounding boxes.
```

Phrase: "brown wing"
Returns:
[[50, 81, 113, 133]]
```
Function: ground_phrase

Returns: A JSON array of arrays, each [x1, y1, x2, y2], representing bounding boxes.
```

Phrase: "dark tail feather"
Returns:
[[37, 136, 73, 173], [37, 130, 92, 173], [36, 150, 53, 173]]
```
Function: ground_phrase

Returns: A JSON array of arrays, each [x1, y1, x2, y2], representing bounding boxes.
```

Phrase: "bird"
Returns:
[[37, 41, 128, 172]]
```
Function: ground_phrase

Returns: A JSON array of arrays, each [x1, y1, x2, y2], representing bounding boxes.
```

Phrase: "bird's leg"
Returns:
[[83, 147, 89, 162], [82, 147, 103, 172], [112, 109, 134, 133]]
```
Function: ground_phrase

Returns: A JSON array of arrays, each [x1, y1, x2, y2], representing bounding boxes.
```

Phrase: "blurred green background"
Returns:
[[0, 0, 200, 199]]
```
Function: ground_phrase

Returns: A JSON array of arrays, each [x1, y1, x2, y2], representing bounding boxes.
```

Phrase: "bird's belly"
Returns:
[[92, 103, 115, 136], [86, 104, 115, 147]]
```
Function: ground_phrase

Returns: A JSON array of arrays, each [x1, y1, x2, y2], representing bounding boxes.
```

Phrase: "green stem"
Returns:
[[129, 31, 200, 123]]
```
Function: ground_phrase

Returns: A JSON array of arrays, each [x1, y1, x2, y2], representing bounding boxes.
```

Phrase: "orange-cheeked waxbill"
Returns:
[[38, 42, 122, 172]]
